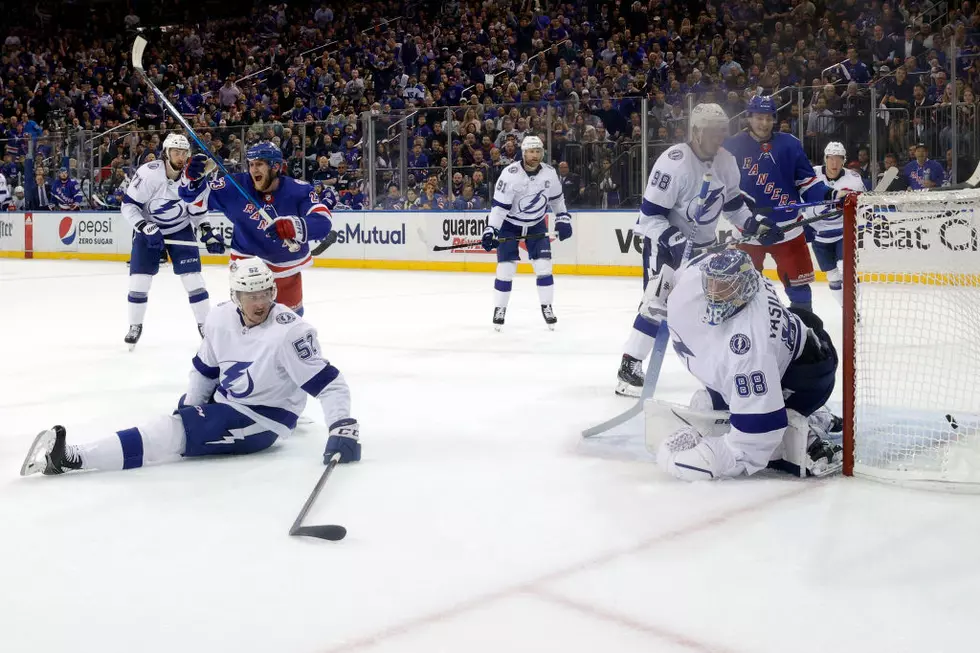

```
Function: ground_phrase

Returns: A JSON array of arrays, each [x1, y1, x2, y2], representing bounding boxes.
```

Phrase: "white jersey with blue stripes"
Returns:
[[635, 143, 752, 246], [808, 165, 866, 243], [186, 302, 351, 438], [121, 160, 207, 235], [488, 161, 569, 229]]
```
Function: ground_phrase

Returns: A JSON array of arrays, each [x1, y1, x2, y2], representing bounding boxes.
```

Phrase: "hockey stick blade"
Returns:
[[872, 166, 898, 193], [310, 230, 338, 256], [290, 524, 348, 541]]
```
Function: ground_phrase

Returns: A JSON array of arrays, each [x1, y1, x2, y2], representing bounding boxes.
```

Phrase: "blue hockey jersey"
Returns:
[[51, 178, 83, 209], [902, 159, 945, 190], [724, 131, 829, 240], [179, 174, 332, 276]]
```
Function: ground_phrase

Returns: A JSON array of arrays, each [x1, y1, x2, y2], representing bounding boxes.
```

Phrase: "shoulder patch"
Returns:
[[730, 333, 751, 355], [507, 165, 519, 174], [276, 312, 297, 324], [147, 161, 161, 170], [668, 149, 683, 161]]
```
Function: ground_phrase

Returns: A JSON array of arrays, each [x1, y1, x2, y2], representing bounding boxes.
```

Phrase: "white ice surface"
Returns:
[[1, 260, 978, 653]]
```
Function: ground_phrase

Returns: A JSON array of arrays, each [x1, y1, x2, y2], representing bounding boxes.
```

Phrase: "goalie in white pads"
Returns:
[[482, 135, 572, 330], [651, 249, 842, 480], [808, 142, 866, 306], [121, 133, 213, 348], [21, 258, 361, 477], [616, 103, 784, 397]]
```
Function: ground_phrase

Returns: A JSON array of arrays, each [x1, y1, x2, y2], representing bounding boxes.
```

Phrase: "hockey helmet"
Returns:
[[700, 249, 760, 326], [521, 135, 544, 151], [229, 257, 277, 314], [824, 141, 847, 158], [746, 95, 777, 115], [162, 133, 191, 152], [690, 103, 729, 130], [246, 142, 284, 166]]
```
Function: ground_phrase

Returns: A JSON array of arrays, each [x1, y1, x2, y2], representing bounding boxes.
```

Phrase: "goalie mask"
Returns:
[[230, 257, 277, 325], [700, 249, 760, 325]]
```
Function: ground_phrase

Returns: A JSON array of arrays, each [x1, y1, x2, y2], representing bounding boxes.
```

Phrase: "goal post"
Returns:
[[842, 189, 980, 490]]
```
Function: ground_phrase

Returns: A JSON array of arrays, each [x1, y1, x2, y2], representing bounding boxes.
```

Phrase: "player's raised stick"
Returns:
[[289, 453, 347, 541]]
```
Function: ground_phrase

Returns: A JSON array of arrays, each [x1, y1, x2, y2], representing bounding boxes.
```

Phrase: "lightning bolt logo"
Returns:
[[220, 361, 255, 399], [207, 432, 249, 445]]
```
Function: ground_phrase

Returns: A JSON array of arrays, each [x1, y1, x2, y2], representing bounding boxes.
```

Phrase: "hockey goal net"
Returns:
[[843, 189, 980, 489]]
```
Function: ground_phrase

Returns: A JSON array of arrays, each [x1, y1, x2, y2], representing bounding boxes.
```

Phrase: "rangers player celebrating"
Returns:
[[179, 142, 333, 316], [724, 95, 832, 313], [653, 249, 842, 480], [809, 142, 866, 306], [482, 135, 572, 330], [615, 103, 780, 397], [21, 258, 360, 477], [121, 133, 212, 348]]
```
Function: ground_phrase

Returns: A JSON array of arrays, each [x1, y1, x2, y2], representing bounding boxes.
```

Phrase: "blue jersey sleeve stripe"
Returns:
[[731, 408, 788, 434], [492, 199, 512, 210], [301, 365, 340, 397], [192, 355, 219, 380], [122, 195, 145, 209], [640, 199, 670, 217]]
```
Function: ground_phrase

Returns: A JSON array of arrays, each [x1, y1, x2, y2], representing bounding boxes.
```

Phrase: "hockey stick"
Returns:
[[310, 230, 338, 256], [582, 172, 714, 439], [130, 36, 300, 253], [693, 209, 844, 255], [163, 238, 207, 248], [430, 231, 557, 252], [289, 453, 348, 541]]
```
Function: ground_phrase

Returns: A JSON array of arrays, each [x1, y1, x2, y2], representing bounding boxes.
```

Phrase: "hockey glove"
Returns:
[[481, 225, 499, 251], [656, 226, 688, 270], [265, 215, 308, 244], [183, 154, 210, 189], [198, 221, 226, 254], [555, 213, 573, 241], [743, 215, 785, 246], [135, 220, 164, 251], [324, 418, 361, 464]]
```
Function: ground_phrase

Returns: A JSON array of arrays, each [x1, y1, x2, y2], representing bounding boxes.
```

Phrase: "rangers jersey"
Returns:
[[666, 257, 808, 476], [186, 301, 351, 438], [724, 131, 830, 241], [635, 143, 753, 246], [180, 173, 332, 277], [809, 166, 866, 243], [122, 160, 206, 235], [51, 177, 84, 210], [488, 162, 570, 229]]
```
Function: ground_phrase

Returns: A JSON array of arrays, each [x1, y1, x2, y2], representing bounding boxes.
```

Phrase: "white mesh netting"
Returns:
[[852, 190, 980, 488]]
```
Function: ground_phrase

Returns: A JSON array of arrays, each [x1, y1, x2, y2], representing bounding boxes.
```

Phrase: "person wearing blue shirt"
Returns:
[[902, 143, 945, 189]]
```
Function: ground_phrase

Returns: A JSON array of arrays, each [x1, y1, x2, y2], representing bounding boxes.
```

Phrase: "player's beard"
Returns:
[[252, 168, 277, 193], [523, 151, 543, 171]]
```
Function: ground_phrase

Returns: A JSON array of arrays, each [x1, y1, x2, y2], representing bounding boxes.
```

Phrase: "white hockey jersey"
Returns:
[[635, 143, 753, 246], [808, 166, 866, 243], [488, 161, 569, 228], [665, 257, 808, 477], [122, 160, 206, 235], [0, 173, 9, 209], [186, 301, 351, 437]]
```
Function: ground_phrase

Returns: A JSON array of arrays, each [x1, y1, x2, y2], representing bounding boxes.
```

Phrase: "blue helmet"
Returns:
[[246, 142, 283, 166], [700, 249, 760, 325], [746, 95, 777, 116]]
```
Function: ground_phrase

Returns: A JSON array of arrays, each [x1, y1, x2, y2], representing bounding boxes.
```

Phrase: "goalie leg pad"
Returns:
[[645, 398, 732, 453]]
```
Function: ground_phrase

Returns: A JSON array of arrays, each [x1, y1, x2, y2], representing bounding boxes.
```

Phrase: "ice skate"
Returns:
[[615, 354, 645, 397], [493, 307, 506, 332], [124, 324, 143, 351], [541, 304, 557, 330], [20, 425, 83, 477]]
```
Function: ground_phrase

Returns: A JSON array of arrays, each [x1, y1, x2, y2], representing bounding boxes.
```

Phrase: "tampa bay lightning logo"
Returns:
[[685, 187, 724, 225], [146, 198, 187, 224], [730, 333, 751, 355], [516, 190, 548, 220], [220, 361, 255, 398]]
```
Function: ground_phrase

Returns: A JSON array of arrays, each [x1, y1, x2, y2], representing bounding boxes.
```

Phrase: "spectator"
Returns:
[[376, 184, 406, 210], [557, 161, 583, 208], [10, 185, 25, 210], [452, 184, 483, 210], [903, 143, 945, 188]]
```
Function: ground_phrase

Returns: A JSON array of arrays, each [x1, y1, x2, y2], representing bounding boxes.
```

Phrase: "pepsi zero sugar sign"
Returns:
[[33, 212, 128, 253]]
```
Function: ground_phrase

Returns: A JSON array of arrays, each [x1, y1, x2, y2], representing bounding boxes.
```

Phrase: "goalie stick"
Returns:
[[130, 35, 299, 253], [289, 453, 348, 541]]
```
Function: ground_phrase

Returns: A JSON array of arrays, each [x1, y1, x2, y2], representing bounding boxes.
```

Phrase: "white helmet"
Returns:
[[13, 185, 23, 195], [690, 103, 729, 131], [162, 133, 191, 152], [229, 257, 277, 306], [824, 141, 847, 158], [521, 135, 544, 151]]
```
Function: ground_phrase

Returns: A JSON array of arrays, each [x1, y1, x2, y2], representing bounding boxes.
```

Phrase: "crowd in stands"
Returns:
[[2, 0, 980, 212]]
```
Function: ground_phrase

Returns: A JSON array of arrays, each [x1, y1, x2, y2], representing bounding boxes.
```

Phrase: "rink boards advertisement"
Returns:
[[5, 209, 975, 278]]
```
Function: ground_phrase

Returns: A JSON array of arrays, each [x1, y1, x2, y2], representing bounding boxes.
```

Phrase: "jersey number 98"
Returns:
[[734, 371, 768, 397], [651, 171, 672, 191]]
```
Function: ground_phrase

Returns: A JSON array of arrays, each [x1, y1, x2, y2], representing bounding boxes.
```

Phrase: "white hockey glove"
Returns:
[[657, 426, 717, 481]]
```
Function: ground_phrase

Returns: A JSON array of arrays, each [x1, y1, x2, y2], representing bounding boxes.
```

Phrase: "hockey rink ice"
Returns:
[[2, 259, 979, 653]]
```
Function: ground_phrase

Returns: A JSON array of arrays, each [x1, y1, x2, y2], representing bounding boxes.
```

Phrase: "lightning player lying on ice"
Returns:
[[651, 249, 842, 480], [482, 135, 572, 330], [616, 103, 784, 397], [724, 95, 834, 313], [179, 142, 333, 316], [121, 134, 212, 348], [808, 142, 866, 306], [20, 258, 360, 477]]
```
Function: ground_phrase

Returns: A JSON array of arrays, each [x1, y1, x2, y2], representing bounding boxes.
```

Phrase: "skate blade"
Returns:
[[127, 343, 136, 352], [546, 324, 555, 331], [614, 380, 642, 398], [493, 324, 503, 332], [20, 429, 56, 477]]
